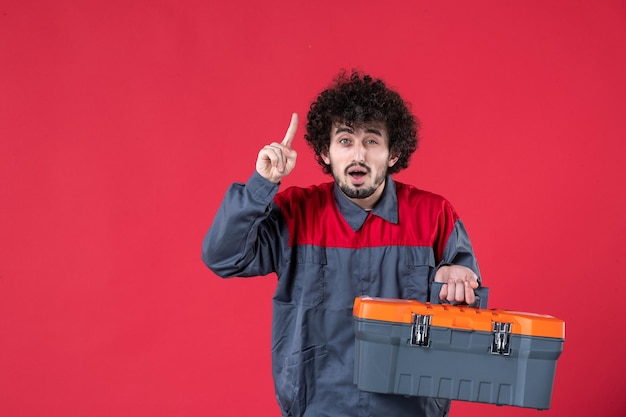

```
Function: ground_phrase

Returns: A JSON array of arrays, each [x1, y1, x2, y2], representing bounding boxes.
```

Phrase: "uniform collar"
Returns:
[[333, 176, 399, 231]]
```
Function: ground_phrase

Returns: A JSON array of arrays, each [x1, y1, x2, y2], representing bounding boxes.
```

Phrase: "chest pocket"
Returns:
[[403, 248, 436, 302], [275, 245, 326, 307]]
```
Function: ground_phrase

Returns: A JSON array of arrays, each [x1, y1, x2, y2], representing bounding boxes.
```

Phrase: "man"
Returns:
[[202, 70, 481, 417]]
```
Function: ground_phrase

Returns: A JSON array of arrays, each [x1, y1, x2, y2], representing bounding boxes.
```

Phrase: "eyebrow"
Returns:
[[334, 126, 383, 136], [334, 126, 353, 135]]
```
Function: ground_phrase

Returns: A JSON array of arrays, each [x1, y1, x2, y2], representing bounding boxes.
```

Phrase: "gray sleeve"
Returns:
[[201, 171, 286, 278], [439, 219, 482, 284], [432, 218, 487, 307]]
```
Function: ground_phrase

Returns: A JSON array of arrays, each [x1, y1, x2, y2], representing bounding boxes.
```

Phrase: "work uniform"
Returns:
[[202, 171, 481, 417]]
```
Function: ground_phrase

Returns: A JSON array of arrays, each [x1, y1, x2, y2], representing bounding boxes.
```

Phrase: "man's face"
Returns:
[[321, 122, 399, 209]]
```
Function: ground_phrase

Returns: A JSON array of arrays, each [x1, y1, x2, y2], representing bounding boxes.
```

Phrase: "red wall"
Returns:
[[1, 0, 625, 416]]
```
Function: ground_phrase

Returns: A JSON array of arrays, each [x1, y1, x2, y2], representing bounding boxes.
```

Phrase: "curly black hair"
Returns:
[[305, 69, 419, 175]]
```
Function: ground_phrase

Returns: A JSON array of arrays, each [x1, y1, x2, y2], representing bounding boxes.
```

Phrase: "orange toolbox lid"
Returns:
[[353, 296, 564, 339]]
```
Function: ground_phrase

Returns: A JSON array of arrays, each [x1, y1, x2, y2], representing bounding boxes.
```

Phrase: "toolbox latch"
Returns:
[[410, 314, 432, 347], [491, 322, 512, 355]]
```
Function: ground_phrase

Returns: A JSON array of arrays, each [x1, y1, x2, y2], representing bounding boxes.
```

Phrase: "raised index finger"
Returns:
[[281, 113, 298, 148]]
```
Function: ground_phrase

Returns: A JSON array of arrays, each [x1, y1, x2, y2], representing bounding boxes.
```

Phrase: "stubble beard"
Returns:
[[334, 163, 387, 200]]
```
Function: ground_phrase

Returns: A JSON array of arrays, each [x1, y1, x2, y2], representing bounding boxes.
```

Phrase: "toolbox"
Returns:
[[353, 294, 565, 410]]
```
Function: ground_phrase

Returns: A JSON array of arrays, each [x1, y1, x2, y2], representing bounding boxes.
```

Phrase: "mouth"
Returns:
[[346, 164, 370, 184]]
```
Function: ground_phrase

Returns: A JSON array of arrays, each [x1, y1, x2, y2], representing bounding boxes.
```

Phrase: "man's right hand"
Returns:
[[256, 113, 299, 183]]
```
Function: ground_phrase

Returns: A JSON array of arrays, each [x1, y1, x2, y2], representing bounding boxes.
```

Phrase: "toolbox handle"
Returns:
[[429, 282, 489, 309]]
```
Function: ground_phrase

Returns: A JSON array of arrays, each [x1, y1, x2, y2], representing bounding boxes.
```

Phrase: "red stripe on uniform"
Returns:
[[274, 182, 459, 260]]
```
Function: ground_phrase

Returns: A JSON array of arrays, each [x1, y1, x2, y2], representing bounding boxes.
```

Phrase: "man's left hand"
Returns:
[[434, 265, 479, 305]]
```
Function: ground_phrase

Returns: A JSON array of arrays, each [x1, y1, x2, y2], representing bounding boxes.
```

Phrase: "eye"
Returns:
[[365, 138, 379, 145], [339, 138, 351, 145]]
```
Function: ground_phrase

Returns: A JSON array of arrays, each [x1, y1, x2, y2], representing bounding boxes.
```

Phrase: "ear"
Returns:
[[321, 148, 330, 165], [388, 153, 400, 167]]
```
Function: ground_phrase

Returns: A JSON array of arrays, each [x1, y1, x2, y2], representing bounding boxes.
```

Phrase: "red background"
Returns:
[[1, 0, 625, 416]]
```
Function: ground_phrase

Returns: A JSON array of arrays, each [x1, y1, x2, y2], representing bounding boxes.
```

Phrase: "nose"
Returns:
[[351, 142, 365, 162]]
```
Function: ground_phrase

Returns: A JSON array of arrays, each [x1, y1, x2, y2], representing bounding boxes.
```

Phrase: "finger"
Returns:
[[454, 278, 465, 302], [281, 113, 298, 148], [464, 281, 475, 305], [260, 144, 285, 171], [439, 283, 448, 301], [446, 280, 457, 302], [467, 277, 479, 289], [283, 148, 298, 170], [268, 144, 287, 172]]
